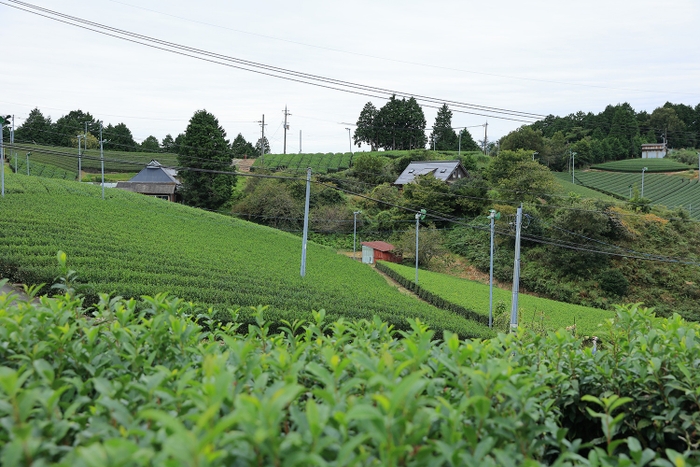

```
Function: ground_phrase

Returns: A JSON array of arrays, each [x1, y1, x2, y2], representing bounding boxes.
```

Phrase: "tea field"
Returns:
[[7, 142, 177, 173], [378, 261, 613, 336], [0, 172, 491, 338], [554, 172, 700, 217], [252, 152, 353, 173], [590, 158, 692, 172], [1, 291, 698, 465]]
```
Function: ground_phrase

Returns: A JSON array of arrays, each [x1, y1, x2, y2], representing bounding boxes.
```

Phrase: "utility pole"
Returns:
[[488, 209, 500, 329], [458, 131, 462, 157], [10, 115, 15, 176], [77, 134, 84, 181], [641, 166, 648, 198], [26, 152, 30, 176], [345, 128, 353, 155], [353, 211, 361, 261], [299, 130, 302, 154], [99, 122, 106, 200], [283, 106, 290, 154], [510, 205, 523, 333], [415, 213, 421, 285], [300, 167, 312, 277], [483, 121, 488, 154], [571, 150, 577, 184], [0, 115, 9, 198], [258, 114, 266, 167]]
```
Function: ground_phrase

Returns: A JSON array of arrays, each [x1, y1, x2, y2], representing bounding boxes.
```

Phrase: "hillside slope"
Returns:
[[0, 172, 490, 338]]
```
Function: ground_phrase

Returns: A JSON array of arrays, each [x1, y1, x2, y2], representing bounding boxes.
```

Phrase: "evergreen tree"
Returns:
[[255, 136, 271, 155], [52, 110, 96, 147], [373, 95, 426, 150], [458, 128, 480, 152], [429, 104, 458, 150], [103, 123, 138, 152], [353, 102, 379, 150], [15, 108, 52, 144], [140, 135, 160, 152], [161, 134, 176, 153], [177, 110, 235, 210], [231, 133, 256, 159]]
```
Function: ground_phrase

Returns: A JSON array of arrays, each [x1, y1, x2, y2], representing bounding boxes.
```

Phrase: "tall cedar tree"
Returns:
[[354, 102, 379, 150], [429, 104, 459, 150], [231, 133, 256, 159], [178, 110, 236, 210], [373, 95, 426, 150], [15, 108, 53, 145], [103, 123, 138, 152], [52, 110, 97, 147]]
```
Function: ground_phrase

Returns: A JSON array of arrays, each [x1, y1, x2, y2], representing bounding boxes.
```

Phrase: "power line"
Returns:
[[2, 0, 544, 123]]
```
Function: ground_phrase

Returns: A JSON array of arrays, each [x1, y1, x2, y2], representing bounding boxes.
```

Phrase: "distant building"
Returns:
[[116, 160, 181, 202], [641, 143, 667, 159], [394, 160, 468, 186], [361, 241, 402, 264]]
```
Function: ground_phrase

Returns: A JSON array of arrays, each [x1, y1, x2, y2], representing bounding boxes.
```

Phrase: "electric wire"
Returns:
[[2, 0, 544, 123]]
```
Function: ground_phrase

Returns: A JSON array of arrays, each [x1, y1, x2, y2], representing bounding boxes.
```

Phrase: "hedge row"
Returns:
[[376, 261, 488, 326]]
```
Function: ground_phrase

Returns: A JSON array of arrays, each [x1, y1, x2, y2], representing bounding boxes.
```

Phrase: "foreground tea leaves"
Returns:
[[0, 289, 699, 466]]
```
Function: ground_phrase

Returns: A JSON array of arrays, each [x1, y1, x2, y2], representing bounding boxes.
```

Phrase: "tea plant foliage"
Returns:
[[0, 285, 698, 466]]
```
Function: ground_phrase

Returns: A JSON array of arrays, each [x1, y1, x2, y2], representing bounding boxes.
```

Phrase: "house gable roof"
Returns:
[[129, 160, 180, 184], [394, 160, 466, 185]]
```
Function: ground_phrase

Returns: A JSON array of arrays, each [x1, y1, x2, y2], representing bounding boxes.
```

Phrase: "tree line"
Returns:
[[353, 97, 481, 152], [499, 102, 700, 170], [7, 107, 263, 159]]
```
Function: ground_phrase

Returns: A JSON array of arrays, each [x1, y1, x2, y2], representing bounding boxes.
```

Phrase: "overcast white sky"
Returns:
[[2, 0, 699, 154]]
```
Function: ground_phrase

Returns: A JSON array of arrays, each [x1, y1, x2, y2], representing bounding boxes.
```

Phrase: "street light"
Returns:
[[345, 128, 352, 155], [641, 167, 648, 198], [352, 210, 361, 261]]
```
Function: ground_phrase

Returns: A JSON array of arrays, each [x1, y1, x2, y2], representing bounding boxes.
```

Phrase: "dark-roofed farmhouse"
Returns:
[[116, 160, 181, 202], [394, 160, 468, 186]]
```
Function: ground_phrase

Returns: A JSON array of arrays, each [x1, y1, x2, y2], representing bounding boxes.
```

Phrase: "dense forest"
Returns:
[[500, 102, 700, 169]]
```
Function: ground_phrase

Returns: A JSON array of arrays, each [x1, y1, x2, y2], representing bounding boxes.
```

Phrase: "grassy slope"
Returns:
[[380, 262, 614, 336], [0, 171, 491, 338], [555, 175, 616, 201]]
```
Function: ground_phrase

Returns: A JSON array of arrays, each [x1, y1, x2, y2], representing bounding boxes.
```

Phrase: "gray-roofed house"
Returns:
[[116, 160, 181, 202], [394, 160, 468, 186]]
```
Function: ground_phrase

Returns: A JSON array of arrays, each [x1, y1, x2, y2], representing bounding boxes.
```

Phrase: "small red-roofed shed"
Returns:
[[361, 241, 402, 264]]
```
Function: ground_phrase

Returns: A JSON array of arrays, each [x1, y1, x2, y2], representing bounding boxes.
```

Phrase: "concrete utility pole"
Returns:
[[26, 152, 30, 176], [571, 151, 577, 184], [77, 135, 84, 181], [10, 115, 15, 176], [510, 205, 523, 333], [641, 166, 648, 198], [299, 130, 302, 154], [99, 122, 106, 200], [488, 209, 498, 329], [414, 212, 421, 285], [300, 167, 311, 277], [0, 115, 9, 198], [353, 211, 361, 261], [283, 106, 291, 155], [259, 115, 266, 167], [345, 128, 353, 155], [483, 121, 488, 154]]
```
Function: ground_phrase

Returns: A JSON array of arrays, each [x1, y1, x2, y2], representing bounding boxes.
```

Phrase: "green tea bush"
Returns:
[[1, 283, 698, 466]]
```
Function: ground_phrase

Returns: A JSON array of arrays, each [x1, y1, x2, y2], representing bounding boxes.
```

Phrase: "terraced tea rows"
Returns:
[[252, 152, 353, 173], [591, 158, 692, 172], [554, 172, 700, 217], [0, 172, 491, 338]]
